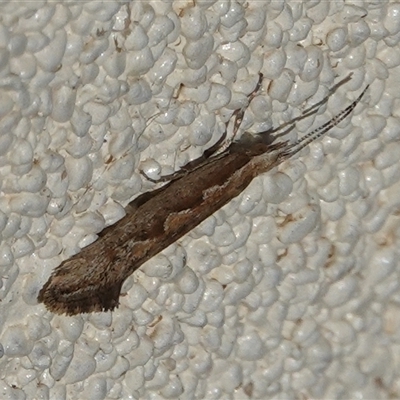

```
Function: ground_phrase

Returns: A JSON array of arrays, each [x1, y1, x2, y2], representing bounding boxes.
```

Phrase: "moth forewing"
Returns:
[[38, 82, 368, 315]]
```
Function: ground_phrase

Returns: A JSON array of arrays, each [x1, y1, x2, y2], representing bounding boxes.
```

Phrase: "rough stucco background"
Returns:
[[0, 0, 399, 399]]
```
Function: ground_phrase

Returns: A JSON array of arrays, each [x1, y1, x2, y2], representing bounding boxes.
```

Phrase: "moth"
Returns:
[[38, 76, 368, 315]]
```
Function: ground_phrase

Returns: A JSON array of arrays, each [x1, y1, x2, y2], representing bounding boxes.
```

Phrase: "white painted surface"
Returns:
[[0, 1, 398, 399]]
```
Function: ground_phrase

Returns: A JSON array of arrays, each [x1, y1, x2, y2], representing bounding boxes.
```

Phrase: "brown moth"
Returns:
[[38, 78, 368, 315]]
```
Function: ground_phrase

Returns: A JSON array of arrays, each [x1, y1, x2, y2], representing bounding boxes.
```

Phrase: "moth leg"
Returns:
[[139, 146, 230, 183], [139, 151, 213, 183], [140, 166, 193, 183], [178, 72, 265, 163], [141, 74, 264, 183], [213, 72, 264, 156]]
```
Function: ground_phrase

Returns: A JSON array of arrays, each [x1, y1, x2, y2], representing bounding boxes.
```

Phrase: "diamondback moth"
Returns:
[[38, 77, 369, 315]]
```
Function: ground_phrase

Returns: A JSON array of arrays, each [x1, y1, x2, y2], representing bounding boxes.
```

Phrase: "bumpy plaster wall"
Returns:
[[0, 1, 399, 399]]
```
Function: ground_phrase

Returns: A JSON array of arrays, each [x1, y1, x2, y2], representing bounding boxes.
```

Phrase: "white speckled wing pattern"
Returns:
[[0, 1, 399, 399]]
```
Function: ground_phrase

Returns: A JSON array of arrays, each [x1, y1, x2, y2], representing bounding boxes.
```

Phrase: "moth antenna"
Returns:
[[280, 84, 369, 160]]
